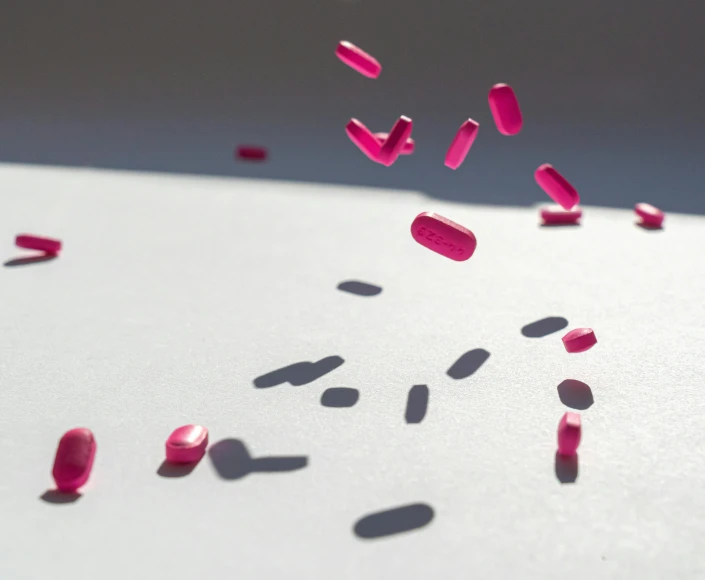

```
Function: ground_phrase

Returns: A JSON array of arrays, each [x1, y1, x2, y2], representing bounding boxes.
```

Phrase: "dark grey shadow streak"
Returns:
[[636, 222, 664, 232], [557, 379, 594, 410], [40, 490, 81, 504], [253, 356, 344, 388], [5, 254, 57, 267], [539, 223, 581, 228], [555, 452, 579, 484], [321, 387, 360, 408], [354, 503, 435, 539], [405, 385, 429, 424], [521, 317, 569, 338], [250, 456, 308, 472], [208, 438, 308, 480], [337, 280, 382, 297], [157, 459, 198, 478], [447, 349, 490, 379]]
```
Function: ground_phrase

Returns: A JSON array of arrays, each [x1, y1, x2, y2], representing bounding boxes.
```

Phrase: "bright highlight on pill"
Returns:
[[634, 203, 665, 228], [557, 412, 581, 456], [165, 425, 209, 464], [534, 164, 580, 210], [540, 205, 582, 225], [16, 234, 62, 254], [410, 212, 477, 261], [374, 132, 414, 155], [378, 116, 413, 167], [562, 328, 597, 353], [346, 118, 382, 162], [488, 83, 523, 136], [335, 41, 382, 79], [444, 119, 479, 170], [52, 428, 96, 493]]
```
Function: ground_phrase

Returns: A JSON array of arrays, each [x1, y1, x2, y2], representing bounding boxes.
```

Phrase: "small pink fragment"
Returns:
[[236, 146, 268, 162], [540, 205, 582, 225], [165, 425, 209, 464], [335, 41, 382, 79], [52, 428, 96, 493], [534, 164, 580, 210], [411, 212, 477, 262], [635, 203, 665, 228], [16, 234, 62, 254], [557, 412, 582, 456], [488, 83, 523, 136], [374, 132, 414, 155], [378, 116, 413, 167], [444, 119, 479, 170], [346, 118, 382, 162], [562, 328, 597, 353]]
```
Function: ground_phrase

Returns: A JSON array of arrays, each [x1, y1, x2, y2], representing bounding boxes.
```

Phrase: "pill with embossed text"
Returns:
[[410, 212, 477, 261]]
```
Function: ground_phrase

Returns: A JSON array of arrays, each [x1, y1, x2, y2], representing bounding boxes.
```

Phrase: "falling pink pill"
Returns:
[[335, 41, 382, 79], [235, 146, 268, 162], [16, 234, 62, 254], [346, 118, 382, 162], [634, 203, 665, 228], [378, 116, 413, 167], [540, 205, 582, 225], [411, 212, 477, 261], [562, 328, 597, 353], [374, 132, 415, 155], [534, 164, 580, 210], [52, 428, 96, 493], [444, 119, 479, 170], [557, 412, 581, 456], [488, 83, 523, 136], [165, 425, 209, 464]]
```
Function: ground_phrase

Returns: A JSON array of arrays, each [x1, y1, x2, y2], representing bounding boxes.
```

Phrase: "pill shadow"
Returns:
[[156, 460, 199, 478], [635, 222, 664, 232], [40, 489, 81, 504], [405, 385, 429, 424], [446, 349, 490, 380], [321, 387, 360, 408], [521, 317, 569, 338], [337, 280, 383, 297], [353, 503, 435, 540], [557, 379, 594, 410], [254, 356, 344, 388], [539, 223, 581, 228], [4, 254, 57, 267], [208, 438, 308, 480], [555, 452, 579, 484]]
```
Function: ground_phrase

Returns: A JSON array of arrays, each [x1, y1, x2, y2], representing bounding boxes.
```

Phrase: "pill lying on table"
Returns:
[[165, 425, 209, 463], [410, 212, 477, 261], [335, 41, 382, 79], [16, 234, 62, 254], [444, 119, 479, 170], [562, 328, 597, 353], [374, 132, 415, 155], [557, 412, 581, 456], [540, 205, 582, 225], [488, 83, 523, 136], [346, 118, 382, 162], [235, 146, 268, 162], [378, 116, 413, 167], [534, 164, 580, 210], [634, 203, 665, 228], [52, 428, 96, 493]]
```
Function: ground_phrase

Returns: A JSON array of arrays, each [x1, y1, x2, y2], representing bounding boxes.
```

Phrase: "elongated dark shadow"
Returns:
[[447, 349, 490, 379], [555, 452, 578, 484], [405, 385, 428, 424], [321, 387, 359, 408], [254, 355, 344, 388], [636, 222, 663, 232], [40, 489, 81, 504], [157, 460, 198, 478], [5, 254, 57, 267], [539, 223, 581, 228], [354, 503, 435, 539], [521, 317, 568, 338], [209, 438, 308, 480], [557, 379, 594, 410], [337, 280, 382, 297]]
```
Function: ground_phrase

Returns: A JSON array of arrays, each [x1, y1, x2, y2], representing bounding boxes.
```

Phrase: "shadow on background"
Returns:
[[208, 438, 308, 480], [354, 503, 435, 539], [557, 379, 594, 410], [40, 490, 81, 504], [254, 356, 344, 388]]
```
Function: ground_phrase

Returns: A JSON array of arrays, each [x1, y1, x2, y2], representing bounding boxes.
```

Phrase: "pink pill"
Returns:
[[374, 132, 415, 155], [562, 328, 597, 353], [236, 146, 268, 162], [411, 212, 477, 261], [634, 203, 665, 228], [488, 83, 523, 136], [444, 119, 479, 170], [335, 41, 382, 79], [540, 205, 582, 225], [557, 412, 581, 456], [346, 118, 382, 162], [165, 425, 209, 464], [16, 234, 62, 254], [534, 164, 580, 210], [52, 428, 96, 493], [378, 116, 413, 167]]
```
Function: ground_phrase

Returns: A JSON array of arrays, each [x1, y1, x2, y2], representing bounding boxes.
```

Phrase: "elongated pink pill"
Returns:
[[335, 41, 382, 79], [557, 412, 581, 456], [540, 205, 582, 225], [346, 118, 382, 162], [52, 428, 96, 493], [378, 116, 413, 167], [411, 212, 477, 261], [165, 425, 209, 464], [444, 119, 479, 170], [374, 132, 415, 155], [562, 328, 597, 353], [535, 164, 580, 210], [635, 203, 665, 228], [488, 83, 523, 136], [16, 234, 62, 254]]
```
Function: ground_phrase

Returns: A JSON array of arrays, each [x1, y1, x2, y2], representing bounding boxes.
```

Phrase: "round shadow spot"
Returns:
[[557, 379, 594, 410], [321, 387, 359, 408], [521, 316, 569, 338]]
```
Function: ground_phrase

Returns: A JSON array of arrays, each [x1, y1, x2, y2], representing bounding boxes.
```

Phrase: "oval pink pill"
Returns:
[[411, 212, 477, 262], [378, 116, 413, 167], [165, 425, 209, 464], [540, 205, 582, 225], [562, 328, 597, 353], [52, 428, 96, 493], [534, 164, 580, 210], [374, 132, 414, 155], [557, 412, 581, 456], [635, 203, 665, 228], [346, 118, 381, 162], [444, 119, 479, 170], [488, 83, 523, 136], [16, 234, 62, 254], [335, 41, 382, 79]]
